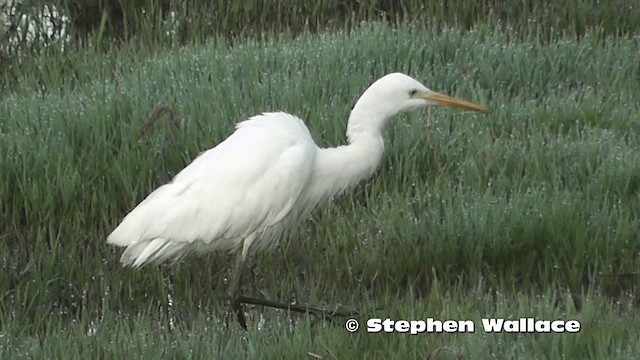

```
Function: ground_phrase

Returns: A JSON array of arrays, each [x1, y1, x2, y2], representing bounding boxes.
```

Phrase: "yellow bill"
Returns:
[[418, 90, 489, 113]]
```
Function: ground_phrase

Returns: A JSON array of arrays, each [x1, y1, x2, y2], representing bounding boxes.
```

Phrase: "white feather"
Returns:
[[107, 73, 487, 269], [108, 112, 317, 266]]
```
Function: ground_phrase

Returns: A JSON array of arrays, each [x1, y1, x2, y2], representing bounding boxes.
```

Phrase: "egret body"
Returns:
[[107, 73, 488, 327]]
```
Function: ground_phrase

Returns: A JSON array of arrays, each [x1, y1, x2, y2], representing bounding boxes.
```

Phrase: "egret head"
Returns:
[[360, 72, 488, 116], [348, 73, 488, 139]]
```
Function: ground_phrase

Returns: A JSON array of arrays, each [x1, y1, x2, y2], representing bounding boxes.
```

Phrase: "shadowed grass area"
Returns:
[[0, 21, 638, 358]]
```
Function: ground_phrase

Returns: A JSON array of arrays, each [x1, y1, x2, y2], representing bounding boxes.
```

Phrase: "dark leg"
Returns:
[[236, 295, 359, 321], [226, 246, 366, 329], [227, 252, 248, 330]]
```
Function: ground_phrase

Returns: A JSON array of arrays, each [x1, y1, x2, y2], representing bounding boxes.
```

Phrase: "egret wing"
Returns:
[[107, 112, 316, 266]]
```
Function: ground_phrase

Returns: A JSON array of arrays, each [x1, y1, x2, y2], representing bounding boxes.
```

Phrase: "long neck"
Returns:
[[304, 111, 386, 207]]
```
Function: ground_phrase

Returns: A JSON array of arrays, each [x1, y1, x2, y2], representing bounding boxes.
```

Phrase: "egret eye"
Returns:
[[409, 89, 418, 96]]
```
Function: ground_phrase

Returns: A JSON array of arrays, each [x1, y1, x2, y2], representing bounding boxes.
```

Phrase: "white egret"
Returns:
[[107, 72, 488, 328]]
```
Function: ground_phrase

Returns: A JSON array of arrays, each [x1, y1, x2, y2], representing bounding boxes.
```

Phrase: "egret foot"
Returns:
[[237, 295, 358, 322], [226, 248, 358, 329], [225, 297, 247, 330]]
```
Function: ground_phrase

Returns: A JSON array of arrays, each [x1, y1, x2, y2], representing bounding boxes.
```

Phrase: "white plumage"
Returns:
[[107, 73, 487, 326], [108, 112, 316, 265]]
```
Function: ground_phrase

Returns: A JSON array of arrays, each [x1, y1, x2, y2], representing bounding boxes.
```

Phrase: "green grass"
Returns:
[[5, 0, 640, 96], [1, 21, 639, 358]]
